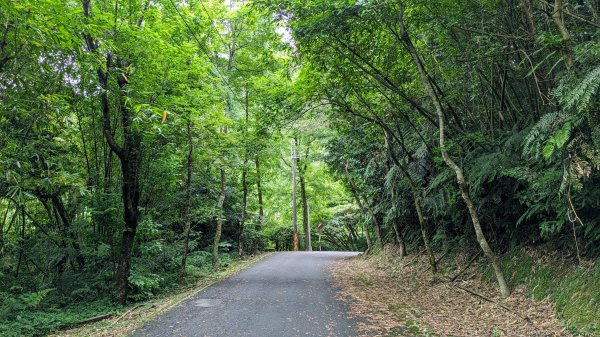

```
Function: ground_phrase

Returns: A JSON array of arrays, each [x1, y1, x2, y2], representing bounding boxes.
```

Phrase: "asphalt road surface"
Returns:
[[132, 251, 362, 337]]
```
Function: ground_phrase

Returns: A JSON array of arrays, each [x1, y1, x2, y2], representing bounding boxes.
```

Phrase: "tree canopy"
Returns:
[[1, 0, 599, 335]]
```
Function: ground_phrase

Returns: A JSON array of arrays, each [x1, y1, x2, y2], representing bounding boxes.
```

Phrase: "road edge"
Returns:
[[51, 252, 274, 337]]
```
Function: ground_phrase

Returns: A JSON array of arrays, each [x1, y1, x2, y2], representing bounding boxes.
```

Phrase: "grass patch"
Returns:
[[480, 247, 599, 335]]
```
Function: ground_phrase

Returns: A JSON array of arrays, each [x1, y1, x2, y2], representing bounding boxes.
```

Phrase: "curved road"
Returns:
[[132, 252, 361, 337]]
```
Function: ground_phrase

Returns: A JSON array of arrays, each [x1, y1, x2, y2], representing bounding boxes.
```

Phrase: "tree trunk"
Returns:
[[397, 10, 509, 297], [239, 168, 247, 256], [412, 189, 437, 274], [212, 169, 226, 271], [550, 0, 574, 70], [238, 90, 249, 256], [181, 117, 193, 276], [115, 149, 142, 302], [81, 0, 148, 303], [82, 1, 142, 303], [383, 131, 437, 273], [392, 222, 406, 257], [361, 195, 383, 247], [291, 139, 299, 251], [255, 155, 264, 226], [345, 165, 372, 253], [0, 200, 9, 256], [15, 207, 25, 277], [390, 178, 406, 257]]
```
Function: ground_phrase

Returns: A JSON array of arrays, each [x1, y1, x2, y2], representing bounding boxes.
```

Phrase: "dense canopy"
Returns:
[[0, 0, 599, 335]]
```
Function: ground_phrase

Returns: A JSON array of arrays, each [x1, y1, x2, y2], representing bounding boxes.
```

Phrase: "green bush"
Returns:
[[128, 267, 164, 301], [0, 288, 54, 320], [0, 298, 118, 337], [241, 226, 267, 254]]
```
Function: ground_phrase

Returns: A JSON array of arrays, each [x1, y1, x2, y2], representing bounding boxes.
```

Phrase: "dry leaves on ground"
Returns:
[[331, 248, 570, 337]]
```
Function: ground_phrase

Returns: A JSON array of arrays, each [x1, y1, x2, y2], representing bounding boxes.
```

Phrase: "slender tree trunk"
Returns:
[[15, 207, 25, 277], [411, 188, 437, 274], [239, 168, 247, 255], [181, 117, 193, 276], [291, 140, 299, 251], [383, 131, 437, 273], [255, 155, 264, 226], [0, 200, 11, 256], [550, 0, 574, 70], [390, 180, 406, 257], [392, 222, 406, 257], [238, 90, 249, 256], [361, 195, 383, 247], [398, 10, 509, 297], [212, 169, 226, 271], [51, 203, 68, 274], [345, 165, 372, 253]]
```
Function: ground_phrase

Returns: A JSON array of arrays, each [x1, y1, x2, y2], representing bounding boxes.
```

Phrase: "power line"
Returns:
[[198, 0, 229, 48], [167, 0, 238, 98]]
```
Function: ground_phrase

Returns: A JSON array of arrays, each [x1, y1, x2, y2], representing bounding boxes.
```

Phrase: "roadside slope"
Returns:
[[331, 250, 571, 337]]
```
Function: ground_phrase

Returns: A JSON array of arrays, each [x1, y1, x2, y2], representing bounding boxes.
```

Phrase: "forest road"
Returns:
[[131, 251, 362, 337]]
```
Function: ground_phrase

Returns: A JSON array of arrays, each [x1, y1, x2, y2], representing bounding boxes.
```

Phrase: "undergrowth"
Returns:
[[480, 247, 600, 336], [0, 249, 243, 337]]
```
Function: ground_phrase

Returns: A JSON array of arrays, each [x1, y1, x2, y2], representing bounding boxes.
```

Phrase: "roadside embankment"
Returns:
[[331, 246, 598, 336]]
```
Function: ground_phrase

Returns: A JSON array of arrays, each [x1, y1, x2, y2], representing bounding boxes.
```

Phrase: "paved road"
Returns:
[[132, 252, 361, 337]]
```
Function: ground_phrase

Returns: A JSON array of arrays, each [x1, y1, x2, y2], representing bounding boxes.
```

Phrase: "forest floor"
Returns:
[[331, 246, 572, 337], [50, 253, 272, 337]]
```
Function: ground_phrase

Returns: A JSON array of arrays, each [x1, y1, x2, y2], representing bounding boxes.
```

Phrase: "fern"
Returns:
[[426, 168, 453, 193], [523, 111, 567, 159], [466, 151, 509, 193], [554, 65, 600, 113], [383, 204, 398, 225], [383, 164, 401, 195], [0, 289, 54, 318], [542, 121, 573, 159]]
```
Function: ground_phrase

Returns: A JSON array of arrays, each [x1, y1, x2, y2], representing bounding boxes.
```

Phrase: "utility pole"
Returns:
[[306, 201, 312, 251], [291, 139, 300, 251]]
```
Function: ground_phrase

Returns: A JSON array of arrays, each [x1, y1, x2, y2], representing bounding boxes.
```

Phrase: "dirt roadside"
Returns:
[[331, 248, 570, 337]]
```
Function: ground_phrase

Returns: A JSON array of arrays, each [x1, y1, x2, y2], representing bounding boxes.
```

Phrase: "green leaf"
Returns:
[[542, 141, 555, 159], [553, 121, 572, 149]]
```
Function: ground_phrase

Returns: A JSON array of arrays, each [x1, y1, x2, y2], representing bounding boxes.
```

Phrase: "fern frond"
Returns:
[[383, 164, 401, 194], [523, 111, 567, 159], [554, 65, 600, 113]]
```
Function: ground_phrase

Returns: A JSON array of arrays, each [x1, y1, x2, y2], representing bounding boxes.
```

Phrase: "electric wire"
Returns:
[[198, 0, 230, 48], [167, 0, 238, 97]]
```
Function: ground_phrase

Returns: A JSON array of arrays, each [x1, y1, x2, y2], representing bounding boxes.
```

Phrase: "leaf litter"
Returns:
[[330, 246, 571, 337]]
